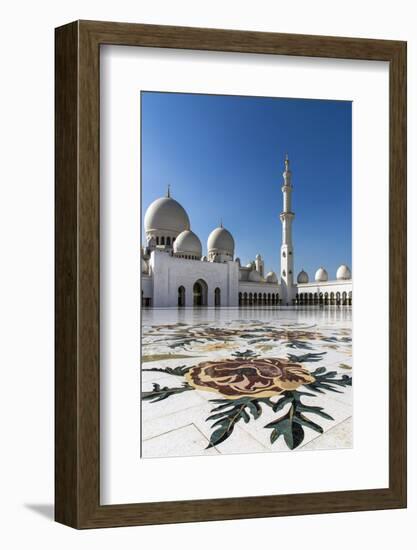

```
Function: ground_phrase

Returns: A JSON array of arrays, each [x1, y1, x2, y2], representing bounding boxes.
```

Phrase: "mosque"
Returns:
[[141, 155, 352, 308]]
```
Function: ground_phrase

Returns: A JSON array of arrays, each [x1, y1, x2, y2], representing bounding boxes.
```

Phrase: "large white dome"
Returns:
[[173, 230, 202, 257], [336, 264, 351, 280], [315, 267, 328, 282], [249, 270, 262, 282], [144, 196, 190, 234], [265, 271, 278, 283], [297, 270, 309, 284], [207, 226, 235, 254]]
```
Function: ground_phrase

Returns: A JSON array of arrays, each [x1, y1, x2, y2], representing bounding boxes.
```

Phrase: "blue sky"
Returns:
[[141, 92, 351, 279]]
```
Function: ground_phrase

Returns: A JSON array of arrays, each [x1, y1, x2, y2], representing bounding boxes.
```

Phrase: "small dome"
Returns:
[[297, 270, 309, 284], [336, 264, 351, 280], [265, 271, 278, 283], [235, 257, 241, 266], [315, 267, 328, 282], [207, 226, 235, 255], [141, 258, 148, 274], [246, 262, 253, 268], [249, 270, 262, 282], [255, 254, 261, 260], [173, 230, 202, 257], [144, 196, 190, 234]]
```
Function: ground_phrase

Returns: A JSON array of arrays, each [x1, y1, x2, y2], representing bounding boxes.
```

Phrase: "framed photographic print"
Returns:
[[55, 20, 407, 528]]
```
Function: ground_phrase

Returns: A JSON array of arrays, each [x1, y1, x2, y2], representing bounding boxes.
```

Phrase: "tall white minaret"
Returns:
[[280, 154, 295, 304]]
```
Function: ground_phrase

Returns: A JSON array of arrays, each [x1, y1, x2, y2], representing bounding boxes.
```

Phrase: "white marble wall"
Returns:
[[149, 250, 239, 307], [144, 250, 351, 307], [141, 274, 153, 299]]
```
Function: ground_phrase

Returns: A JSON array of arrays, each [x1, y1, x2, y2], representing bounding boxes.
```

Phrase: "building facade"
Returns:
[[141, 156, 352, 307]]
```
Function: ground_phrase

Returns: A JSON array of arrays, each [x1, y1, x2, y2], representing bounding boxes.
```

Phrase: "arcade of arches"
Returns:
[[175, 280, 222, 308], [143, 286, 353, 308], [295, 291, 352, 306], [239, 292, 281, 306]]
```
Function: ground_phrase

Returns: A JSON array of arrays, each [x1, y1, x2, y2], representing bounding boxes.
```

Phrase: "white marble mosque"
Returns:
[[141, 155, 353, 458], [141, 155, 352, 308]]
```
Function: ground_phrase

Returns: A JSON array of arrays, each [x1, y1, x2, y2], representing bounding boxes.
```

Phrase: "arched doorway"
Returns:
[[193, 280, 208, 306], [178, 286, 185, 307], [214, 287, 221, 307]]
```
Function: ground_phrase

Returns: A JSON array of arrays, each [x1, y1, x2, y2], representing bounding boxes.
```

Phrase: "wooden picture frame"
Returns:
[[55, 20, 407, 528]]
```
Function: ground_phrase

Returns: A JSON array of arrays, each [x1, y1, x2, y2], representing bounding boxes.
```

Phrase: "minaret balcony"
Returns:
[[280, 211, 295, 222]]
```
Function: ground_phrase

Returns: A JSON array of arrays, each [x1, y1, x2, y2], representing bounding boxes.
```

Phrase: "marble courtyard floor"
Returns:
[[141, 307, 352, 458]]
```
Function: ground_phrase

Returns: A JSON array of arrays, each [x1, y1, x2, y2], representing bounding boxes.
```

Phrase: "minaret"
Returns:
[[280, 154, 295, 304], [255, 254, 264, 277]]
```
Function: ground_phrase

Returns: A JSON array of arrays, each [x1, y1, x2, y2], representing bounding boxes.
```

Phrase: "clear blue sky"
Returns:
[[141, 92, 351, 279]]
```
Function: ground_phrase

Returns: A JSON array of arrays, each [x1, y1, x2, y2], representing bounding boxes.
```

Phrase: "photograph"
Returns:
[[140, 91, 353, 458], [0, 1, 406, 539]]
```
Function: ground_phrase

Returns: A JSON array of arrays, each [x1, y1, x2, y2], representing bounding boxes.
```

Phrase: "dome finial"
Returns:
[[284, 153, 290, 171], [166, 184, 171, 198], [220, 217, 223, 228]]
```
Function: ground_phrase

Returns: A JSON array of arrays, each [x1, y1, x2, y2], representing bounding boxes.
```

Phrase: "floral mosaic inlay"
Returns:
[[185, 358, 315, 399], [141, 309, 352, 457]]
